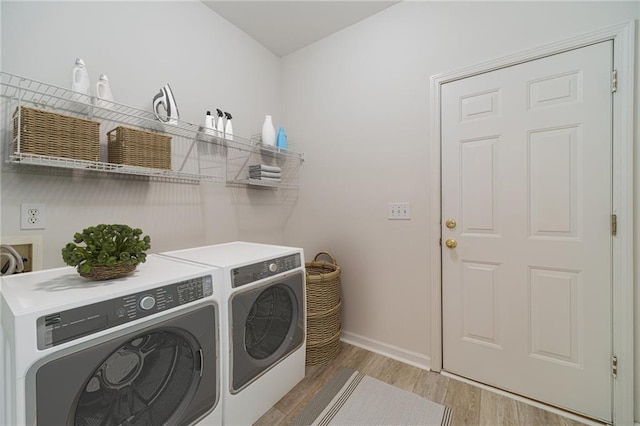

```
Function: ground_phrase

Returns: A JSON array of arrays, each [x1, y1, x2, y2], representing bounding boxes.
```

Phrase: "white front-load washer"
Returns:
[[160, 242, 306, 426], [0, 254, 224, 426]]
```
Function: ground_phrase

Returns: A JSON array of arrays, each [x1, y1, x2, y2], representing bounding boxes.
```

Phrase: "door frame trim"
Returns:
[[429, 20, 635, 424]]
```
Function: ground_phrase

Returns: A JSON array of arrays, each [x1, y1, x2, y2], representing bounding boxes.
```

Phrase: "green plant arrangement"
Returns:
[[61, 224, 151, 280]]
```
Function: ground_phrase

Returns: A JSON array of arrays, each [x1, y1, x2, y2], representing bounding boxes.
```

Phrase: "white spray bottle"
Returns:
[[224, 112, 234, 141], [216, 109, 225, 138]]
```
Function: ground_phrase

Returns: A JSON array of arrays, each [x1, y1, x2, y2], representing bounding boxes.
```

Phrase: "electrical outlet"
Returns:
[[21, 203, 46, 230], [388, 202, 411, 220]]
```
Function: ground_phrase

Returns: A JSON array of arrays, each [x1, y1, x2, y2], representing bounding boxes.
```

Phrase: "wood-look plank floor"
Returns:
[[254, 342, 594, 426]]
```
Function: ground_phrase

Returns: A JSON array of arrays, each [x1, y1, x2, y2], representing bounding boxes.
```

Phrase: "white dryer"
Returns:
[[160, 242, 306, 426], [0, 254, 224, 426]]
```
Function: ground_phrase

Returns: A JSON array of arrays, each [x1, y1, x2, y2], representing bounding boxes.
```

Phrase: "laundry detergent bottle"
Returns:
[[95, 74, 114, 108], [71, 58, 90, 97]]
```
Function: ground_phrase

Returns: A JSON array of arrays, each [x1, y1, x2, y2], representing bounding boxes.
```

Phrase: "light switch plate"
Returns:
[[388, 202, 410, 220]]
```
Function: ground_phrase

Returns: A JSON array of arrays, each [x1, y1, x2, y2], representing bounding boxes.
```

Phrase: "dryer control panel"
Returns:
[[231, 253, 301, 288], [36, 275, 214, 349]]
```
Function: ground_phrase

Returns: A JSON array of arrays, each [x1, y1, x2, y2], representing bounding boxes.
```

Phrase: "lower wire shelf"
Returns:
[[225, 138, 303, 189], [9, 153, 224, 184]]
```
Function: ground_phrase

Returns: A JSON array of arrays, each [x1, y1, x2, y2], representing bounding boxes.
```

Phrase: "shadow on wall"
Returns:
[[230, 186, 299, 242]]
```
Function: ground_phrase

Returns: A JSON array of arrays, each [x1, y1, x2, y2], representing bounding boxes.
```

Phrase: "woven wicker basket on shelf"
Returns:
[[305, 251, 342, 366], [13, 106, 100, 162], [107, 126, 172, 170]]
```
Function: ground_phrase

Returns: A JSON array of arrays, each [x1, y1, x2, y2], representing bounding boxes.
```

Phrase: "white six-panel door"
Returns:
[[441, 41, 613, 422]]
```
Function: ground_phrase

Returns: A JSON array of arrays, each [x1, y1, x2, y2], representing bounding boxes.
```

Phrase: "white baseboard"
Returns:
[[340, 330, 431, 371]]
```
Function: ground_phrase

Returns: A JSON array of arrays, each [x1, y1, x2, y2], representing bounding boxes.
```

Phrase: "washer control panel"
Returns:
[[36, 275, 214, 349], [231, 253, 301, 288]]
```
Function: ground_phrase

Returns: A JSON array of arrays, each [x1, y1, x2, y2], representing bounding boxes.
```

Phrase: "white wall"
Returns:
[[2, 0, 640, 420], [1, 1, 288, 267], [281, 0, 639, 413]]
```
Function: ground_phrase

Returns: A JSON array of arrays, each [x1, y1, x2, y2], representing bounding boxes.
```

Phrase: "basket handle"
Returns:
[[313, 251, 337, 265]]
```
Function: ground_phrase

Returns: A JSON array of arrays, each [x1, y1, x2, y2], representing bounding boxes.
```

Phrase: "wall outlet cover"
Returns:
[[21, 203, 46, 230]]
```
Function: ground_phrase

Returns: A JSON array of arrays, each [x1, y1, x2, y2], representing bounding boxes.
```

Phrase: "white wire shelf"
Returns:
[[225, 136, 303, 189], [1, 71, 303, 187], [9, 153, 221, 183]]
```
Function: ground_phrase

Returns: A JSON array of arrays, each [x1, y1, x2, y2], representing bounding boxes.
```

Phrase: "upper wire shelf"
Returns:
[[1, 71, 303, 185]]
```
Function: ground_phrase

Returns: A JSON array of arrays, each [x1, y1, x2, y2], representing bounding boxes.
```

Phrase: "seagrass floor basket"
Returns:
[[305, 252, 342, 366], [107, 126, 172, 170], [13, 106, 100, 162]]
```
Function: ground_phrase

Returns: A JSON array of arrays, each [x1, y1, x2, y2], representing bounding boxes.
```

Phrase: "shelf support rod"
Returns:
[[177, 139, 198, 172]]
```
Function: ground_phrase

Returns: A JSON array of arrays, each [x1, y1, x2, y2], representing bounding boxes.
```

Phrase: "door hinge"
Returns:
[[611, 214, 617, 236], [612, 70, 618, 93], [612, 355, 618, 378]]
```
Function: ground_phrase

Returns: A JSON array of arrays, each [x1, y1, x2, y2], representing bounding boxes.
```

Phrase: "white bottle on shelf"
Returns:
[[224, 112, 234, 140], [261, 115, 276, 147], [204, 111, 216, 136], [95, 74, 114, 108], [216, 109, 225, 138], [71, 58, 90, 97]]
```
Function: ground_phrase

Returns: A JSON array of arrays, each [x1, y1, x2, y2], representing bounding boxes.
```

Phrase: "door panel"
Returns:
[[442, 41, 612, 422]]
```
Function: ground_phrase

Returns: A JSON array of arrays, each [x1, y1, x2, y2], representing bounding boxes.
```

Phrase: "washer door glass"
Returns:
[[75, 330, 198, 426], [245, 286, 293, 359]]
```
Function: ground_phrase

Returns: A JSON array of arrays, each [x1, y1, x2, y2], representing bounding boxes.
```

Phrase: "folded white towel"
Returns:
[[249, 170, 281, 178], [249, 164, 281, 173], [250, 176, 281, 183]]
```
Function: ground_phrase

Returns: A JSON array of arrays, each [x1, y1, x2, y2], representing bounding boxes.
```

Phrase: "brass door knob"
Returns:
[[445, 239, 457, 249], [445, 219, 457, 229]]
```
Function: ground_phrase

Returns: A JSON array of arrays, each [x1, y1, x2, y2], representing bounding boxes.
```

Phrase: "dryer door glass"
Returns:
[[231, 273, 304, 393], [245, 286, 293, 359], [74, 330, 199, 425]]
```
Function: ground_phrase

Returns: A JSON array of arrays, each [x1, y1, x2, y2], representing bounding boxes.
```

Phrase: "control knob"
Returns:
[[139, 295, 156, 311], [268, 263, 278, 273]]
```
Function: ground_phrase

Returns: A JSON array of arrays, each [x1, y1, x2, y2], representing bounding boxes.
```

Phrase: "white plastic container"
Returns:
[[204, 111, 216, 136], [71, 58, 90, 97], [261, 115, 276, 146], [95, 74, 114, 108], [224, 112, 234, 141], [216, 109, 225, 138]]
